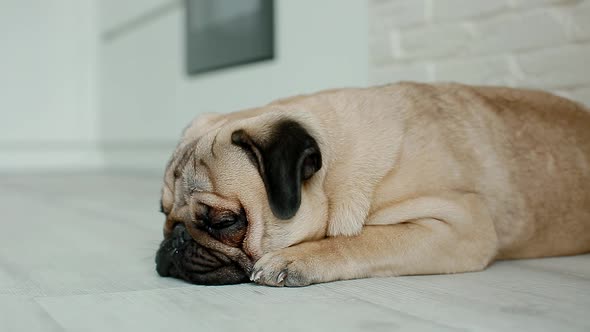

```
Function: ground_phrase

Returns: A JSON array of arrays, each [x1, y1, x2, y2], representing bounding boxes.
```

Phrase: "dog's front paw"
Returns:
[[250, 247, 318, 287]]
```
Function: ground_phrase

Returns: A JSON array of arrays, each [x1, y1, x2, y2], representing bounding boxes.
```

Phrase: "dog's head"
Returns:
[[155, 106, 329, 285]]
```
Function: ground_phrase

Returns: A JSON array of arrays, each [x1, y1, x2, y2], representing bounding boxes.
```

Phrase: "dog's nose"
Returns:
[[171, 223, 192, 249]]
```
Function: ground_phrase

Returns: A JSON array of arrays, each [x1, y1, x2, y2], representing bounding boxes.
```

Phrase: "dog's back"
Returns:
[[380, 83, 590, 259], [470, 85, 590, 258]]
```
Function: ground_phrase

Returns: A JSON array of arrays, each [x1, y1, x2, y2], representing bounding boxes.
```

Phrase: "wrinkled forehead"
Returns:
[[162, 134, 217, 207]]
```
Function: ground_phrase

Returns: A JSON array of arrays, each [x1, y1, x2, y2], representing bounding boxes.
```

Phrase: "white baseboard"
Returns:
[[101, 143, 175, 173], [0, 147, 105, 171], [0, 142, 176, 173]]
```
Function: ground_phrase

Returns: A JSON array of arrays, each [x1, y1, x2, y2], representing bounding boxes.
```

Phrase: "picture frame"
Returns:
[[185, 0, 275, 75]]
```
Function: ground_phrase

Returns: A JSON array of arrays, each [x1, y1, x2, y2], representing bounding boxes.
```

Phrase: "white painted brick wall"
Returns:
[[369, 0, 590, 106], [432, 1, 509, 20]]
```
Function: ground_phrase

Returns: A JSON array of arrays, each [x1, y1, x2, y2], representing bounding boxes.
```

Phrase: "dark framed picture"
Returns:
[[185, 0, 274, 75]]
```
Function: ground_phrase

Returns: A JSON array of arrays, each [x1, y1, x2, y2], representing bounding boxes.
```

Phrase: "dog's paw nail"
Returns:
[[277, 270, 287, 283], [251, 270, 262, 282]]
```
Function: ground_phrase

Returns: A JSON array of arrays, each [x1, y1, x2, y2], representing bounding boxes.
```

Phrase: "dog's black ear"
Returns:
[[231, 120, 322, 220]]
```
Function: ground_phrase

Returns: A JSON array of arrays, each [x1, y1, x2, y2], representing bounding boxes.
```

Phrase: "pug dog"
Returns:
[[155, 82, 590, 287]]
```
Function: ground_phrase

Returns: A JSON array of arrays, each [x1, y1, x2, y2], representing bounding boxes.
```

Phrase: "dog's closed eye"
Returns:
[[208, 214, 238, 230]]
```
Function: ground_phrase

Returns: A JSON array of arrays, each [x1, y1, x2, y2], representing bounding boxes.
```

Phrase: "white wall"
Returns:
[[0, 0, 101, 170], [368, 0, 590, 106], [98, 0, 369, 170], [3, 1, 588, 171]]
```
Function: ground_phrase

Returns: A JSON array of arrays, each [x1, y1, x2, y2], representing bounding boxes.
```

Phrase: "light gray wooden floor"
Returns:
[[1, 172, 589, 332]]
